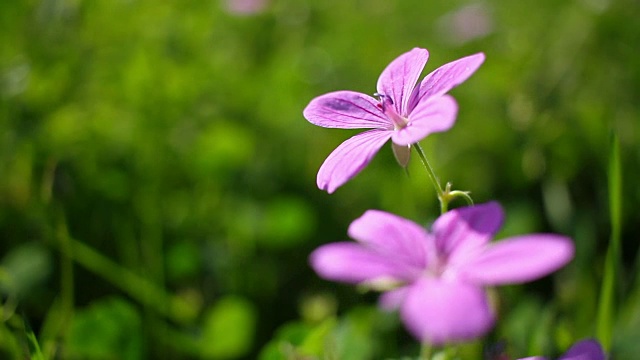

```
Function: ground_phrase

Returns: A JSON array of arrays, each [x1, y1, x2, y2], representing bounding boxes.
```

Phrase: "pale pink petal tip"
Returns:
[[414, 52, 486, 104], [316, 130, 391, 193], [309, 243, 411, 284], [401, 278, 495, 344], [460, 234, 575, 285], [376, 47, 430, 114]]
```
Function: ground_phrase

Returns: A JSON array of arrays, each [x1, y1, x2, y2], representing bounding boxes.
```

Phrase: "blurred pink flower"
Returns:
[[223, 0, 268, 15], [303, 48, 484, 193], [310, 202, 574, 344], [437, 3, 494, 45], [519, 339, 605, 360]]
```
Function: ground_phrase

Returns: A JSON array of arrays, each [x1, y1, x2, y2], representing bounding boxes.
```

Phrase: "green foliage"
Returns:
[[200, 296, 257, 359], [0, 0, 639, 358], [65, 298, 143, 360], [0, 243, 52, 299], [260, 306, 399, 360]]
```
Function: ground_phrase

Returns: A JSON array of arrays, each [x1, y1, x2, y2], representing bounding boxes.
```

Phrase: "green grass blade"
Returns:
[[596, 133, 622, 351], [24, 318, 46, 360]]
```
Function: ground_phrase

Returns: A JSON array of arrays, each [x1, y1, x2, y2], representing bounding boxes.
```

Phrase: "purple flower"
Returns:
[[519, 339, 605, 360], [223, 0, 269, 15], [303, 48, 484, 193], [309, 202, 574, 344]]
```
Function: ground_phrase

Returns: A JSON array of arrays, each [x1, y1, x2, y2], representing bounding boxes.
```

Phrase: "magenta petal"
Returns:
[[348, 210, 430, 269], [559, 339, 605, 360], [433, 202, 504, 264], [317, 129, 392, 193], [408, 52, 485, 111], [400, 278, 494, 344], [519, 339, 605, 360], [391, 95, 458, 146], [303, 91, 389, 129], [376, 48, 429, 115], [459, 234, 574, 285], [309, 243, 414, 283], [379, 287, 409, 311]]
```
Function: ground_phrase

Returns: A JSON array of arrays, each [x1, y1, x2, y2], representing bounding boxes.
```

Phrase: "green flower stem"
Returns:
[[597, 133, 622, 351], [447, 190, 474, 207], [413, 143, 474, 214], [413, 143, 447, 213]]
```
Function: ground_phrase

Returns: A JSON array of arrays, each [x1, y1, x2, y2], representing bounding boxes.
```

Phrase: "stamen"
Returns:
[[375, 93, 407, 129]]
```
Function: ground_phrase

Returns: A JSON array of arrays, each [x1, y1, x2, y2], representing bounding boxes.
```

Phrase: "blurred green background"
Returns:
[[1, 0, 639, 358]]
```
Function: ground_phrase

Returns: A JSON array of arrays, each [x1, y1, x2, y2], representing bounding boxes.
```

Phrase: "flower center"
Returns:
[[423, 253, 450, 279], [375, 93, 409, 130]]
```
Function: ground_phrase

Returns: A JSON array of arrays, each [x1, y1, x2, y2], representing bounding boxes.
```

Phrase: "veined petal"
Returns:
[[303, 91, 389, 129], [408, 52, 485, 112], [348, 210, 431, 269], [376, 48, 429, 116], [458, 234, 574, 285], [317, 129, 392, 193], [400, 278, 494, 344], [391, 95, 458, 146], [310, 242, 417, 284], [433, 202, 504, 265]]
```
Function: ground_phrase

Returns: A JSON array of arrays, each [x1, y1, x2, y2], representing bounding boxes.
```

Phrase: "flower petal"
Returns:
[[391, 95, 458, 146], [379, 287, 410, 311], [376, 48, 429, 115], [400, 278, 494, 344], [317, 129, 392, 193], [518, 339, 605, 360], [433, 202, 504, 265], [458, 234, 574, 285], [303, 91, 389, 129], [309, 242, 416, 283], [559, 339, 605, 360], [348, 210, 430, 269], [408, 52, 485, 112]]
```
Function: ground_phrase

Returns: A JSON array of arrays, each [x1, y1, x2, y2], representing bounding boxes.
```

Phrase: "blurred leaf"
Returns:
[[260, 305, 397, 360], [260, 197, 316, 249], [0, 323, 21, 360], [333, 307, 380, 360], [0, 242, 52, 299], [191, 122, 256, 177], [259, 322, 313, 360], [297, 317, 337, 357], [66, 297, 142, 360], [166, 241, 201, 281], [200, 295, 257, 359]]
